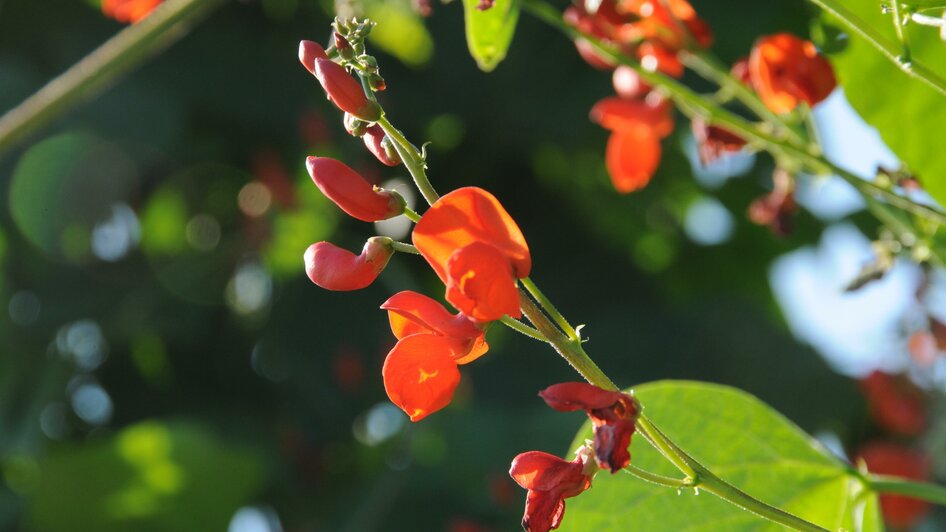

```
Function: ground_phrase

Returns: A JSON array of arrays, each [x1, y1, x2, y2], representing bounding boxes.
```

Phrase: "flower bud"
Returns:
[[298, 40, 328, 76], [344, 113, 369, 137], [313, 58, 382, 122], [304, 237, 394, 290], [363, 125, 401, 166], [368, 74, 387, 92], [306, 156, 405, 221]]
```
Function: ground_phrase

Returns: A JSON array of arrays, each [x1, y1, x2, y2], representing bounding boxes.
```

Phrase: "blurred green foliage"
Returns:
[[0, 0, 940, 530]]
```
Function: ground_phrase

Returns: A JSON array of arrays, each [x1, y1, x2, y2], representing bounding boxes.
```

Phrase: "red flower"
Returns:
[[380, 291, 487, 420], [381, 291, 488, 364], [590, 95, 674, 193], [691, 117, 747, 165], [382, 334, 462, 421], [509, 450, 595, 532], [304, 237, 394, 291], [298, 41, 329, 76], [312, 58, 382, 122], [101, 0, 162, 23], [859, 370, 927, 437], [748, 33, 836, 114], [306, 156, 405, 222], [856, 442, 932, 529], [413, 187, 531, 322], [539, 382, 640, 472]]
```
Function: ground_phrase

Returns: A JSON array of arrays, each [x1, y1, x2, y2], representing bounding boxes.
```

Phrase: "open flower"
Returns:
[[380, 291, 487, 421], [749, 33, 836, 114], [590, 95, 674, 193], [413, 187, 531, 322], [539, 382, 640, 472], [509, 448, 596, 532]]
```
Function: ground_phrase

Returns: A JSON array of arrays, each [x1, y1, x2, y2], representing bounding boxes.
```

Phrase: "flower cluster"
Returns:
[[509, 383, 640, 531], [563, 0, 836, 216], [298, 27, 533, 422]]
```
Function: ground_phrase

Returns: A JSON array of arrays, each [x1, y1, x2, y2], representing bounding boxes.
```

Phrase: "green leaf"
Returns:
[[820, 0, 946, 205], [462, 0, 520, 71], [561, 381, 881, 531]]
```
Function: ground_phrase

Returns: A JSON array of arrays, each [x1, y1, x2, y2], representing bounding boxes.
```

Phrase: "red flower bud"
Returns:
[[509, 450, 595, 532], [304, 237, 394, 291], [306, 156, 405, 221], [313, 58, 382, 122], [856, 443, 932, 529], [382, 333, 463, 421], [298, 40, 328, 76], [381, 290, 488, 364], [363, 125, 402, 167], [749, 33, 836, 114], [539, 383, 640, 472], [101, 0, 162, 23]]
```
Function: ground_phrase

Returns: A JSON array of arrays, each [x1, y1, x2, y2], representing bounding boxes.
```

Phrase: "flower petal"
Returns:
[[749, 33, 836, 114], [593, 419, 635, 472], [381, 291, 489, 364], [522, 490, 566, 532], [605, 128, 661, 193], [445, 242, 522, 322], [509, 451, 589, 492], [413, 187, 531, 281], [589, 97, 673, 138], [304, 237, 393, 291], [382, 334, 462, 422], [539, 382, 628, 411]]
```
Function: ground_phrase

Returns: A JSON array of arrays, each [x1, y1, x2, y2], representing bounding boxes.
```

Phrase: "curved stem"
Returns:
[[623, 464, 692, 489], [0, 0, 228, 156], [376, 116, 440, 206], [390, 241, 420, 255], [521, 277, 578, 340], [806, 0, 946, 97], [868, 474, 946, 505], [500, 316, 547, 341], [403, 207, 421, 222]]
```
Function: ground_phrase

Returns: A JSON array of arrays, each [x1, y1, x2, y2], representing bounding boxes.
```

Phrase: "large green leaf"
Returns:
[[819, 0, 946, 205], [462, 0, 520, 71], [561, 381, 882, 531]]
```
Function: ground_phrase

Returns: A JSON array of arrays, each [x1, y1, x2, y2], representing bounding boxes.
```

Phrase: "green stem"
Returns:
[[521, 277, 578, 340], [403, 207, 421, 222], [0, 0, 227, 156], [377, 116, 440, 206], [890, 1, 912, 64], [521, 0, 946, 231], [868, 474, 946, 506], [500, 316, 547, 341], [624, 464, 692, 489], [806, 0, 946, 97], [390, 241, 420, 255], [681, 51, 808, 147]]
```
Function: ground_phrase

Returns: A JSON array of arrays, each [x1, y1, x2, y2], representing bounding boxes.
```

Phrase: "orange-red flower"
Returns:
[[509, 450, 595, 532], [590, 95, 674, 193], [748, 33, 836, 114], [859, 371, 927, 437], [856, 442, 932, 529], [382, 334, 462, 422], [102, 0, 162, 23], [306, 156, 404, 222], [313, 58, 382, 122], [304, 237, 394, 291], [381, 291, 488, 364], [380, 291, 488, 421], [539, 382, 640, 472], [413, 187, 530, 322]]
